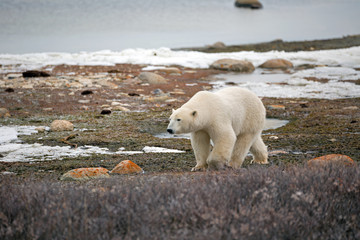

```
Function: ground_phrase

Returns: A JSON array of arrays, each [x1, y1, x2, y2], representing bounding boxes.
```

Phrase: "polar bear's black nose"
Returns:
[[167, 129, 174, 134]]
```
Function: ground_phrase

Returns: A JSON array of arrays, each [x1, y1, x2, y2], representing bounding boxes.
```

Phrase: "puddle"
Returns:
[[155, 118, 289, 139], [0, 126, 185, 162]]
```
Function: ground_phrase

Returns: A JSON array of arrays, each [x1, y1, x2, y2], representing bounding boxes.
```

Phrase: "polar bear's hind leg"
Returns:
[[250, 135, 268, 164]]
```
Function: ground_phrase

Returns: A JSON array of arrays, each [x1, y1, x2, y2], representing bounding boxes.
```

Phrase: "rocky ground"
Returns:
[[0, 37, 359, 180]]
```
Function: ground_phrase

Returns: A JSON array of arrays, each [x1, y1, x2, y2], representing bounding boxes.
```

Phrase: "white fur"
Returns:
[[167, 87, 268, 171]]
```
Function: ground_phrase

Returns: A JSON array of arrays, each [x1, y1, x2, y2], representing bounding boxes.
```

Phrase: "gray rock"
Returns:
[[210, 59, 255, 73], [138, 72, 168, 84], [50, 120, 74, 132]]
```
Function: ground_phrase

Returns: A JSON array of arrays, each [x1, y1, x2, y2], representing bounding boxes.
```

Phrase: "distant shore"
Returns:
[[177, 34, 360, 53]]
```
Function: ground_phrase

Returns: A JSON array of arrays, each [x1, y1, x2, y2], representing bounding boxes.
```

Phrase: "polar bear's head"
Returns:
[[167, 107, 198, 134]]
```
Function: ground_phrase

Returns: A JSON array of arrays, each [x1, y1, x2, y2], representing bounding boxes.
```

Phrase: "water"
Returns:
[[0, 0, 359, 53]]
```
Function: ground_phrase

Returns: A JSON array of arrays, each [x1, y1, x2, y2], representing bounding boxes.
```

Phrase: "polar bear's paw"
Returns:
[[191, 165, 207, 172]]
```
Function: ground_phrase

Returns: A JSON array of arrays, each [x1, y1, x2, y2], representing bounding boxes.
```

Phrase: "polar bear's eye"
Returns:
[[177, 118, 181, 122]]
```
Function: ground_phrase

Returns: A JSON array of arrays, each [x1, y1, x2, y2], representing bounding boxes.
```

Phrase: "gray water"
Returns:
[[1, 0, 359, 53]]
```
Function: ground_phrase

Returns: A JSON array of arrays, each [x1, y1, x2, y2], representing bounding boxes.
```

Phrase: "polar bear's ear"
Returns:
[[172, 109, 175, 113], [192, 111, 197, 117]]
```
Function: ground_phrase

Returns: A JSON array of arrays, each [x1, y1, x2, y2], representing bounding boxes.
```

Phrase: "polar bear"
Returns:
[[167, 87, 268, 171]]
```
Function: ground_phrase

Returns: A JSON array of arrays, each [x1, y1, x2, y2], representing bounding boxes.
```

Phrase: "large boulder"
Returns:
[[210, 59, 255, 73], [259, 59, 293, 69], [60, 167, 110, 181], [138, 72, 168, 84], [235, 0, 263, 9], [307, 154, 354, 167], [110, 160, 144, 174], [50, 120, 74, 132]]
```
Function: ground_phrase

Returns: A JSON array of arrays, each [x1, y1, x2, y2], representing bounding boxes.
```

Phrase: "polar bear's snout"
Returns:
[[167, 128, 174, 134]]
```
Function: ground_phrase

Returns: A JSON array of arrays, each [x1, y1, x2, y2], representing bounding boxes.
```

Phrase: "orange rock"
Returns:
[[307, 154, 355, 167], [60, 167, 110, 181], [110, 160, 143, 174]]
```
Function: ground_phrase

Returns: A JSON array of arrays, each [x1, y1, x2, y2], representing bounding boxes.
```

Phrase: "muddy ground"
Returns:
[[0, 38, 359, 180]]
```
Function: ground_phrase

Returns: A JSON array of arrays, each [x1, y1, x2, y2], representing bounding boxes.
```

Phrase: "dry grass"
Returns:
[[1, 164, 359, 240]]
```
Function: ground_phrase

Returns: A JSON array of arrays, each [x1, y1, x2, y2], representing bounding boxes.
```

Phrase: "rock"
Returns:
[[5, 88, 15, 93], [81, 90, 93, 95], [267, 105, 286, 110], [50, 120, 74, 132], [101, 109, 112, 115], [111, 102, 121, 106], [60, 167, 110, 181], [343, 106, 358, 110], [112, 106, 130, 112], [138, 72, 168, 84], [35, 127, 46, 133], [157, 67, 181, 74], [110, 160, 143, 174], [210, 59, 255, 73], [0, 108, 10, 118], [235, 0, 263, 9], [259, 59, 293, 69], [6, 73, 23, 79], [78, 99, 91, 104], [307, 154, 355, 167], [22, 70, 51, 78]]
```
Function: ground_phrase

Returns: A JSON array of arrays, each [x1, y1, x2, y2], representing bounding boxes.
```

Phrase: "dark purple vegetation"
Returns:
[[1, 165, 359, 240]]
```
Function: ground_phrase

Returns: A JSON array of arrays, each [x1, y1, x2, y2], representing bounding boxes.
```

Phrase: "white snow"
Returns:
[[1, 46, 359, 71], [0, 126, 185, 162]]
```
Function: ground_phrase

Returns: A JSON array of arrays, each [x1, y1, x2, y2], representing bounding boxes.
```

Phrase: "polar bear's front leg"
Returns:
[[190, 131, 211, 171], [206, 130, 236, 170]]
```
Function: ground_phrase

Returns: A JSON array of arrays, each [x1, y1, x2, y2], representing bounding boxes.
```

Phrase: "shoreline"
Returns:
[[177, 34, 360, 53]]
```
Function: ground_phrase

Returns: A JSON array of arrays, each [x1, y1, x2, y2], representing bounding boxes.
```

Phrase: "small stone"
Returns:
[[101, 109, 112, 115], [259, 59, 293, 69], [307, 154, 355, 167], [110, 160, 143, 174], [138, 72, 168, 84], [78, 99, 90, 104], [112, 106, 130, 112], [81, 90, 93, 95], [50, 120, 74, 132], [60, 167, 110, 181], [157, 67, 181, 74], [35, 127, 46, 133], [269, 136, 279, 140], [269, 150, 288, 155], [343, 106, 358, 110], [5, 88, 15, 93], [210, 59, 255, 73], [0, 108, 10, 118], [268, 105, 286, 110], [6, 73, 23, 79], [43, 108, 53, 111], [111, 102, 121, 106], [80, 105, 89, 111]]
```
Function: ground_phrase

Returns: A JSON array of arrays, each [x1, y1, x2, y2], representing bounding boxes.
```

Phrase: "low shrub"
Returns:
[[1, 165, 359, 239]]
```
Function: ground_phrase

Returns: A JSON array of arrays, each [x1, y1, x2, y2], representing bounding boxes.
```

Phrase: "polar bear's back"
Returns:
[[214, 87, 266, 134]]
